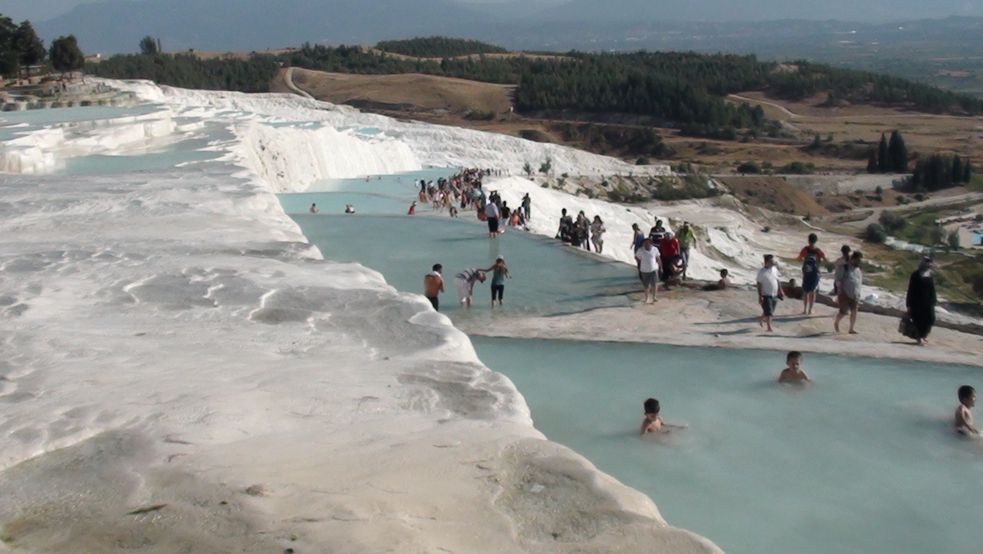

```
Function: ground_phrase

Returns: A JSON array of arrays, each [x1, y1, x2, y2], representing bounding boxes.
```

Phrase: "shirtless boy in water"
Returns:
[[955, 385, 979, 436], [640, 398, 665, 434], [640, 398, 686, 435], [778, 351, 811, 384]]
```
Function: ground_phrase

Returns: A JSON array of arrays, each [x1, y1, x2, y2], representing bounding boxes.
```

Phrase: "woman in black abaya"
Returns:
[[906, 257, 937, 346]]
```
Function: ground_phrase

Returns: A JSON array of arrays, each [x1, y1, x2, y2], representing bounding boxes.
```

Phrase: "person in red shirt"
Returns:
[[659, 232, 681, 289]]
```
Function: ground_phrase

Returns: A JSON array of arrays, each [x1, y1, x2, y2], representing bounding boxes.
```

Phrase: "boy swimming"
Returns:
[[778, 351, 811, 384], [640, 398, 665, 434], [640, 398, 686, 435], [955, 385, 979, 436]]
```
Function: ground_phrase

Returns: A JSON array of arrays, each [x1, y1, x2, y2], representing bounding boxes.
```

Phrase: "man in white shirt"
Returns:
[[756, 254, 784, 332], [834, 251, 864, 334], [635, 238, 661, 304], [484, 200, 501, 238]]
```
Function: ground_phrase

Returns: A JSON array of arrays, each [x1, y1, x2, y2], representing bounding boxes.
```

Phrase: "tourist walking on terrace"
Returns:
[[832, 244, 851, 297], [521, 193, 531, 221], [576, 211, 591, 251], [906, 257, 938, 345], [424, 264, 445, 311], [659, 232, 681, 290], [631, 223, 646, 251], [798, 233, 827, 315], [756, 254, 783, 332], [677, 222, 696, 280], [590, 216, 606, 254], [635, 238, 661, 304], [834, 251, 864, 335]]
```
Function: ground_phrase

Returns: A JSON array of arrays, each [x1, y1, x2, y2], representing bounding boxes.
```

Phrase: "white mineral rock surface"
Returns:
[[0, 82, 719, 552]]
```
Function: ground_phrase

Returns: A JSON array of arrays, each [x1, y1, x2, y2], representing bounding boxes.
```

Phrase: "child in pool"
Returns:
[[778, 351, 811, 384], [955, 385, 979, 436], [640, 398, 686, 435], [640, 398, 665, 434]]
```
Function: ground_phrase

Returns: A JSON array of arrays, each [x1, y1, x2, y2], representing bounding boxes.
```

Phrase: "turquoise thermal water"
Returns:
[[56, 139, 221, 175], [290, 213, 635, 317], [0, 104, 165, 132], [471, 337, 983, 554], [279, 170, 458, 216]]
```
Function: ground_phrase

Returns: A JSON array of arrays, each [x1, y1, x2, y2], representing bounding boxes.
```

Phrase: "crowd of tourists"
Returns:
[[410, 168, 532, 235], [750, 232, 938, 344], [407, 171, 941, 349]]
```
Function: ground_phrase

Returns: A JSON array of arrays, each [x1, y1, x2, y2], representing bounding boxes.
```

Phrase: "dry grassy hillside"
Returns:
[[716, 176, 830, 217], [272, 68, 514, 117]]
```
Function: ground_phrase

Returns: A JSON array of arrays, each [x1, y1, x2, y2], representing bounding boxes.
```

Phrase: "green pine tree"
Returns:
[[877, 133, 889, 173], [866, 149, 878, 174], [888, 130, 908, 172]]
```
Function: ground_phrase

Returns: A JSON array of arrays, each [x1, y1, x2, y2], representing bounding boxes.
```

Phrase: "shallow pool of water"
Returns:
[[279, 169, 459, 216], [289, 213, 636, 318], [55, 138, 221, 175], [0, 104, 165, 130], [472, 337, 983, 554]]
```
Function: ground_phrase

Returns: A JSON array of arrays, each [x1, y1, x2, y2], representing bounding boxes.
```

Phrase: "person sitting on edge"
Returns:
[[778, 351, 811, 384], [717, 269, 731, 290], [667, 255, 685, 286], [309, 203, 319, 214], [698, 268, 732, 291], [955, 385, 979, 436], [784, 278, 804, 300]]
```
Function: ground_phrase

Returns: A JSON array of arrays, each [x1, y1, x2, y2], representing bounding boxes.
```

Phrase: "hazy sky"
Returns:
[[4, 0, 536, 22], [2, 0, 979, 24]]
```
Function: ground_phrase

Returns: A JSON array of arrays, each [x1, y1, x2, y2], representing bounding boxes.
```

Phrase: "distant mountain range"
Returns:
[[540, 0, 983, 23], [34, 0, 983, 56], [38, 0, 484, 53]]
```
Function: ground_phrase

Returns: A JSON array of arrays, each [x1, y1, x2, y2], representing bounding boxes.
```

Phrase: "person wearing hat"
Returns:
[[906, 257, 938, 345]]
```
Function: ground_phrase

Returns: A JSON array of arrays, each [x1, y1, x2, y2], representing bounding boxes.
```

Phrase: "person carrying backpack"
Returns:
[[797, 233, 827, 315]]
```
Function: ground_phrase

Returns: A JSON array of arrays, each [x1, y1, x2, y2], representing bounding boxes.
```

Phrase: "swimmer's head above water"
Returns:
[[644, 398, 660, 416]]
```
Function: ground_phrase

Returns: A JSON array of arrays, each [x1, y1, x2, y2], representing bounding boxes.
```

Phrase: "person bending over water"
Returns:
[[778, 351, 811, 384], [455, 268, 487, 307], [640, 398, 686, 435], [955, 385, 979, 436]]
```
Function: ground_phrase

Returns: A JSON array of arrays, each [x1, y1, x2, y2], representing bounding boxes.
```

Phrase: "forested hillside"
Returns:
[[88, 39, 983, 132], [89, 53, 280, 92], [376, 37, 507, 57]]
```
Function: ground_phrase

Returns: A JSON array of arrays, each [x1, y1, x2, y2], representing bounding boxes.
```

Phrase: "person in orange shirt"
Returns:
[[424, 264, 444, 311]]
